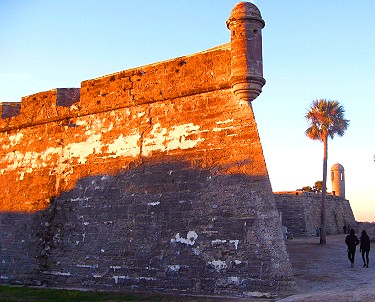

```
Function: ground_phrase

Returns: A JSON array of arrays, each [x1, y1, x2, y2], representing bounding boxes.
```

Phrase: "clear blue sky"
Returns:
[[1, 1, 374, 221]]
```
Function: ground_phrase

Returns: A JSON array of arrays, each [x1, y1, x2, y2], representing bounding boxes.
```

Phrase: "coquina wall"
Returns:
[[274, 192, 357, 237], [0, 3, 295, 298], [358, 222, 375, 239]]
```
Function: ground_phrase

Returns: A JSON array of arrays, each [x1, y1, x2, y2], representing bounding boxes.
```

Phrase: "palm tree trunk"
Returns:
[[320, 135, 328, 244]]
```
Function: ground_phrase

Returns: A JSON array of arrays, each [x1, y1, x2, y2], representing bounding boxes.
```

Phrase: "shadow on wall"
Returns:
[[0, 157, 293, 296]]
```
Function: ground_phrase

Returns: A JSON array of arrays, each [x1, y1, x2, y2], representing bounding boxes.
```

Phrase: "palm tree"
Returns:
[[305, 99, 349, 244]]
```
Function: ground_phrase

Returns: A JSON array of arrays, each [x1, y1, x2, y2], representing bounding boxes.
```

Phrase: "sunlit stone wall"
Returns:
[[0, 4, 294, 297]]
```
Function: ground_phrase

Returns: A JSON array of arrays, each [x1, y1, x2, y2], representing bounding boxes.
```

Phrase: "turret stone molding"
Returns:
[[227, 2, 266, 103]]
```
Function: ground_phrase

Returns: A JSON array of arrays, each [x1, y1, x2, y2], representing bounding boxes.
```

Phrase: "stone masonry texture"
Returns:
[[274, 192, 356, 237], [0, 3, 295, 298]]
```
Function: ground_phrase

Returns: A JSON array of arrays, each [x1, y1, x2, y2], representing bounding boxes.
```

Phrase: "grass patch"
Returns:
[[0, 286, 163, 302]]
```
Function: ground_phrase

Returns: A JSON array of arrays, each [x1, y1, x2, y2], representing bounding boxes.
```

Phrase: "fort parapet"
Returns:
[[0, 3, 295, 298]]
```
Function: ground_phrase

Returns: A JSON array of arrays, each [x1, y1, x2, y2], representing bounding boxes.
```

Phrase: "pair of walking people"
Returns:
[[345, 229, 370, 268]]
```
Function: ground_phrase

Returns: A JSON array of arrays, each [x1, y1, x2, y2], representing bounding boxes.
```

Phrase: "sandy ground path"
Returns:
[[279, 234, 375, 301]]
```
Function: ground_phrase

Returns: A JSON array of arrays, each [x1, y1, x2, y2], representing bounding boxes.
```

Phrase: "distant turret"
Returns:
[[331, 163, 345, 198]]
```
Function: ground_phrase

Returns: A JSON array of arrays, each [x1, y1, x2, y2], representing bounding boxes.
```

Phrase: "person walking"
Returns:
[[345, 229, 359, 268], [360, 230, 371, 268]]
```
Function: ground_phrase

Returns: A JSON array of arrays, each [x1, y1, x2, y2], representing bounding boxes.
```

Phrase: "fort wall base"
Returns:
[[2, 165, 294, 296]]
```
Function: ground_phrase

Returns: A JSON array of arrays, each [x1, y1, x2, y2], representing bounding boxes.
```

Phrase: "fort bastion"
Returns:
[[1, 2, 304, 298]]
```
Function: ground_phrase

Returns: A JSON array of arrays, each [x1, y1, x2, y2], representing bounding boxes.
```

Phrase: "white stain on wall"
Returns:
[[212, 126, 234, 132], [171, 231, 198, 246], [110, 265, 121, 271], [211, 239, 227, 245], [47, 271, 71, 276], [142, 123, 204, 156], [167, 265, 181, 272], [113, 275, 125, 284], [0, 119, 205, 179], [229, 240, 239, 250], [1, 150, 42, 174], [165, 124, 204, 151], [107, 133, 141, 158], [75, 120, 86, 126], [192, 248, 201, 256], [76, 264, 98, 268], [210, 239, 239, 250], [208, 260, 227, 271], [216, 119, 233, 125], [212, 119, 234, 132], [7, 133, 24, 147], [113, 275, 156, 285], [1, 132, 23, 149], [64, 134, 102, 164]]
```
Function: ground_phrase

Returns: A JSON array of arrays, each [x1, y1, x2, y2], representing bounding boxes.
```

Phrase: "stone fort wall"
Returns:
[[274, 192, 357, 237], [0, 3, 295, 297], [358, 222, 375, 240]]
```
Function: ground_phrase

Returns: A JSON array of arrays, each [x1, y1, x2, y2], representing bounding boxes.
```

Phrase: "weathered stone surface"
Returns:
[[274, 192, 356, 237], [0, 2, 294, 298], [0, 102, 21, 119]]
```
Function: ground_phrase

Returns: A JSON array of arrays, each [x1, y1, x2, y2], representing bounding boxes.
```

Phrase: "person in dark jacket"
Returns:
[[360, 230, 371, 268], [345, 229, 359, 268]]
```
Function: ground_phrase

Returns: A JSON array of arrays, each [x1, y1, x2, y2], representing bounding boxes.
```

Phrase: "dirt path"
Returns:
[[279, 234, 375, 301]]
